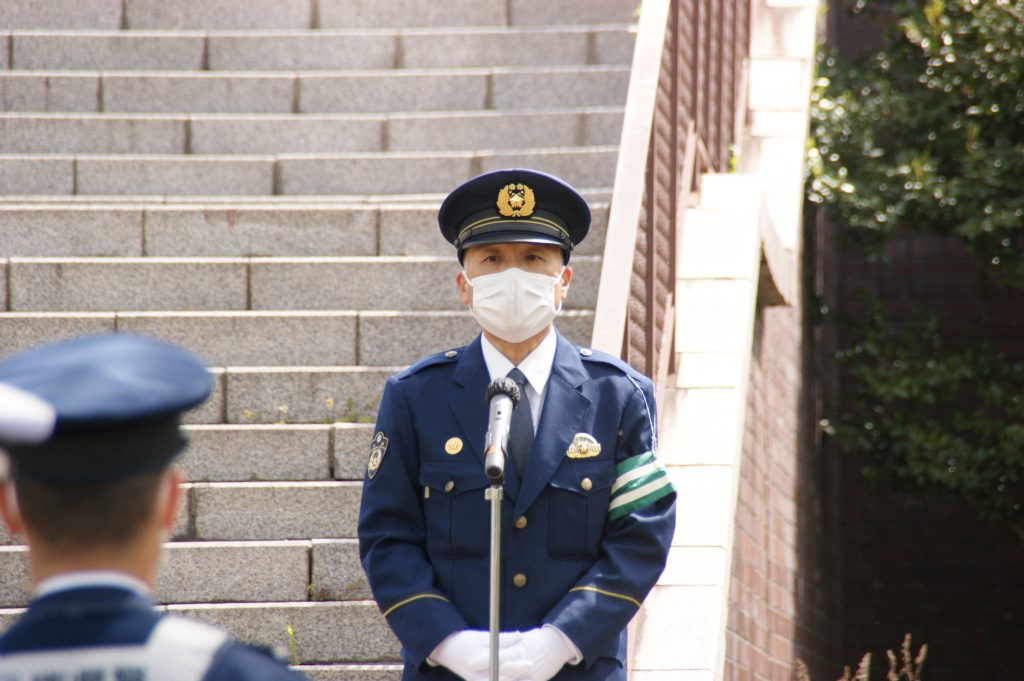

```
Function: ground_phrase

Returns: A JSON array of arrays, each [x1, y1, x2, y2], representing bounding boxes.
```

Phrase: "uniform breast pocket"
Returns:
[[420, 461, 491, 558], [547, 461, 615, 559]]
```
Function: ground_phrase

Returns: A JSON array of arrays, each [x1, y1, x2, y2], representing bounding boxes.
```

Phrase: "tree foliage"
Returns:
[[809, 0, 1024, 285], [808, 0, 1024, 535]]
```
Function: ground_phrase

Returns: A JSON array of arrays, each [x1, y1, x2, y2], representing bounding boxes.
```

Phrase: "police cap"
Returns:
[[438, 168, 591, 263], [0, 333, 212, 485]]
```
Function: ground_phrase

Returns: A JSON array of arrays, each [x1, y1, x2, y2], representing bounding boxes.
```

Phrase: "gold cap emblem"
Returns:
[[497, 183, 536, 218], [445, 437, 463, 455], [566, 433, 601, 459]]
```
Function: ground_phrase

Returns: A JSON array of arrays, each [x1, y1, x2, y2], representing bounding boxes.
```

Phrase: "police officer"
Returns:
[[0, 333, 306, 681], [358, 169, 677, 681]]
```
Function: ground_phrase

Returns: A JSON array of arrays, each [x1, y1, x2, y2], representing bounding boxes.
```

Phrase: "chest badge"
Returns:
[[566, 433, 601, 459], [367, 431, 389, 479], [445, 437, 463, 455]]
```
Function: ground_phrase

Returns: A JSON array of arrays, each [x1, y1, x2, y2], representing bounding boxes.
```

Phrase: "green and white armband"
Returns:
[[607, 452, 674, 521]]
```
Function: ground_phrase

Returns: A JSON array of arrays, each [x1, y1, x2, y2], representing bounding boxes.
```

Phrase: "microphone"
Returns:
[[483, 378, 520, 482]]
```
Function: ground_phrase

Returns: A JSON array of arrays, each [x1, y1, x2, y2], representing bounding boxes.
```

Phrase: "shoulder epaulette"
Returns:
[[396, 347, 464, 380], [577, 346, 648, 382]]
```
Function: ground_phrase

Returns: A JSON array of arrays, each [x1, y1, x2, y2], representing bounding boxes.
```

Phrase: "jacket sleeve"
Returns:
[[542, 376, 676, 665], [357, 375, 469, 666]]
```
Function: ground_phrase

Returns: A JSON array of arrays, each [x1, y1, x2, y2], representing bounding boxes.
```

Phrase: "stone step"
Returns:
[[0, 309, 594, 367], [0, 66, 629, 114], [181, 424, 369, 482], [298, 665, 402, 681], [0, 147, 617, 195], [0, 109, 622, 154], [0, 0, 638, 30], [166, 601, 400, 664], [317, 0, 640, 29], [9, 27, 633, 71], [0, 189, 613, 204], [1, 255, 599, 312], [0, 600, 400, 663], [179, 482, 361, 541], [0, 539, 369, 606]]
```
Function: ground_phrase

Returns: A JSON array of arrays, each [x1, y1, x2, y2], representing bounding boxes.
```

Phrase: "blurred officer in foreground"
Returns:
[[0, 333, 305, 680], [358, 169, 677, 681]]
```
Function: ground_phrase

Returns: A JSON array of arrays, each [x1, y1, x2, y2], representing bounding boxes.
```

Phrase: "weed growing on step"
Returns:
[[796, 635, 926, 681], [238, 394, 379, 424], [285, 624, 299, 666]]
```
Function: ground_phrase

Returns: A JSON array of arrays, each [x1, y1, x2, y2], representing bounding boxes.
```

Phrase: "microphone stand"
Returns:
[[482, 379, 517, 681], [485, 473, 503, 681]]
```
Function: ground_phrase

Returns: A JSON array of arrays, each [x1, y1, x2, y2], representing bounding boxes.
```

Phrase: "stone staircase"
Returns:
[[0, 1, 635, 677]]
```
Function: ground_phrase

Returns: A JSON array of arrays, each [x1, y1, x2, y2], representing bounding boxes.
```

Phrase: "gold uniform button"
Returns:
[[445, 350, 458, 358], [581, 477, 593, 492], [514, 516, 528, 530], [444, 480, 455, 493], [513, 573, 527, 587]]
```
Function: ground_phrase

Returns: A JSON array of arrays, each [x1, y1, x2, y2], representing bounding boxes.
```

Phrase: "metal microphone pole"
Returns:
[[485, 479, 503, 681], [482, 379, 518, 681]]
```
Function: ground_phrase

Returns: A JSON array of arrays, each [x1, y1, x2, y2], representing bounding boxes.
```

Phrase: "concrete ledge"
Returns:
[[181, 424, 332, 482], [0, 114, 186, 154], [0, 73, 99, 112], [209, 32, 397, 70], [333, 424, 374, 480], [249, 257, 463, 311], [124, 0, 313, 30], [0, 206, 143, 257], [192, 482, 362, 540], [158, 541, 311, 604], [0, 548, 29, 607], [12, 32, 205, 70], [190, 116, 384, 155], [7, 257, 249, 311], [491, 67, 629, 109], [224, 366, 395, 425], [297, 665, 403, 681], [298, 71, 487, 114], [184, 368, 225, 425], [508, 0, 640, 25], [310, 539, 371, 601], [102, 73, 295, 114], [144, 205, 378, 257], [0, 1, 122, 29], [118, 311, 358, 366], [317, 0, 504, 29], [166, 601, 401, 663], [0, 156, 74, 195], [276, 153, 473, 195], [75, 155, 275, 195], [0, 313, 115, 358]]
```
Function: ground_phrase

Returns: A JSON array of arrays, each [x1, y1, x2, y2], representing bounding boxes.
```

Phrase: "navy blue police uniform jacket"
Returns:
[[358, 330, 677, 681], [0, 584, 305, 680]]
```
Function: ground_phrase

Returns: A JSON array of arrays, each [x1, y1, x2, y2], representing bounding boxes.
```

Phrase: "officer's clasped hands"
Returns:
[[496, 626, 579, 681], [430, 629, 529, 681]]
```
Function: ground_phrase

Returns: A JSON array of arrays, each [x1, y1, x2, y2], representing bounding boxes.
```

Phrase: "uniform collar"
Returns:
[[34, 570, 151, 599], [480, 328, 557, 393]]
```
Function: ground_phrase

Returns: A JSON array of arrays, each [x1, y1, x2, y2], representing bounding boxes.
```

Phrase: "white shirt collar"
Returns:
[[480, 328, 557, 394], [34, 570, 151, 599]]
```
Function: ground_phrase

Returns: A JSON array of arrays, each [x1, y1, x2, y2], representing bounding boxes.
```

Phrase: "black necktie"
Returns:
[[506, 368, 534, 476]]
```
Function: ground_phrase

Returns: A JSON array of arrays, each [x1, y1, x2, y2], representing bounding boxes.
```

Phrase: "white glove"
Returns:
[[498, 626, 580, 681], [429, 630, 528, 681]]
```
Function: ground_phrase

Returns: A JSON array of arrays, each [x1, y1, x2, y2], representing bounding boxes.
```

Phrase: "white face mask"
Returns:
[[463, 267, 565, 343]]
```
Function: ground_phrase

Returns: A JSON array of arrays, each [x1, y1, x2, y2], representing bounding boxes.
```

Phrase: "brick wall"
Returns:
[[724, 248, 842, 681], [831, 231, 1024, 681], [822, 1, 1024, 678]]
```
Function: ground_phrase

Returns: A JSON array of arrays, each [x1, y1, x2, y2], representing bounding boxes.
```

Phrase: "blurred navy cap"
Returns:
[[438, 168, 591, 263], [0, 333, 212, 485]]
